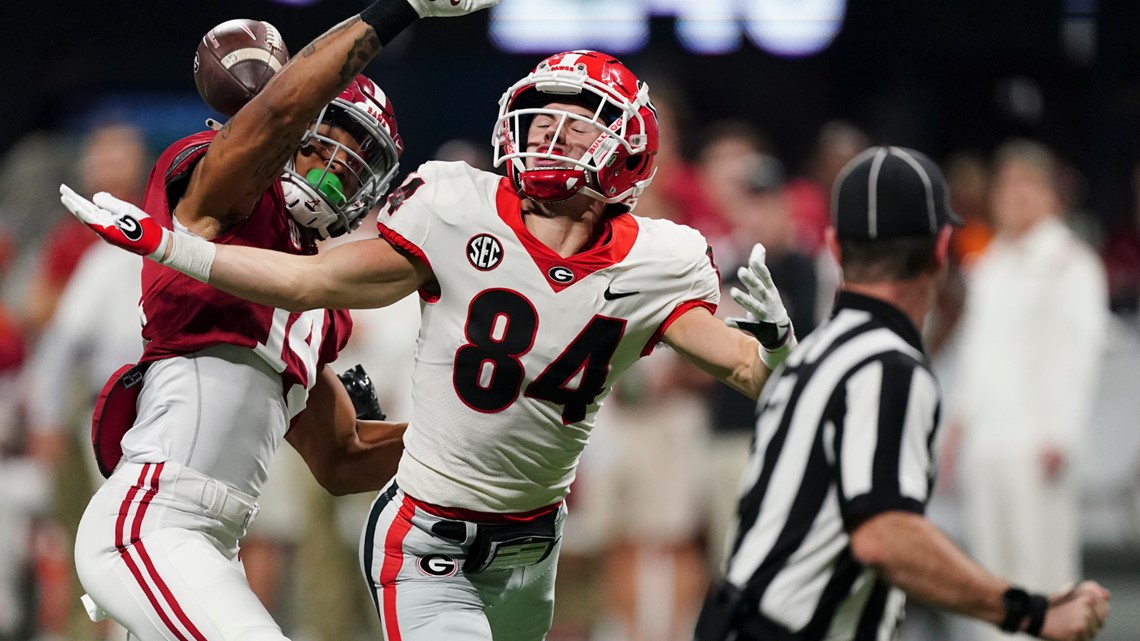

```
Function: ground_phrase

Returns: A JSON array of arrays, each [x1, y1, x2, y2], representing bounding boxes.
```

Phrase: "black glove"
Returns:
[[337, 364, 386, 421]]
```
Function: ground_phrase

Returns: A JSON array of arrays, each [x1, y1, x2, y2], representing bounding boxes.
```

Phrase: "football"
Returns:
[[193, 19, 289, 117]]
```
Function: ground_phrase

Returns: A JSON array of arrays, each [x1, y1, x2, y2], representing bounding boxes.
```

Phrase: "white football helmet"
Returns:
[[492, 50, 659, 211], [282, 75, 403, 239]]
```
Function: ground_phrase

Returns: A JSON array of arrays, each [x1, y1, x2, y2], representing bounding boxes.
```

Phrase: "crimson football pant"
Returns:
[[74, 461, 282, 641], [359, 481, 564, 641]]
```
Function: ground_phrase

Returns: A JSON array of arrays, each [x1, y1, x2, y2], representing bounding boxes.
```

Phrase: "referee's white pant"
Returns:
[[359, 480, 564, 641], [75, 461, 284, 641]]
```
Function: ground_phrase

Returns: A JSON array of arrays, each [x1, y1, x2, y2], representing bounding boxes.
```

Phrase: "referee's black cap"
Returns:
[[832, 146, 962, 241]]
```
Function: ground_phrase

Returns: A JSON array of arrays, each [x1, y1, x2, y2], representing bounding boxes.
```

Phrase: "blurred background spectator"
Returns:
[[571, 352, 710, 641], [782, 121, 870, 324], [1103, 159, 1140, 316], [947, 139, 1109, 641], [18, 122, 146, 340], [783, 121, 870, 260], [923, 151, 991, 358], [0, 229, 40, 641], [701, 147, 819, 576]]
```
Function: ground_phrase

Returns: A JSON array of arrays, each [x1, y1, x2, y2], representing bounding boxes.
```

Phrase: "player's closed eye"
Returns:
[[532, 115, 595, 139], [568, 121, 595, 135]]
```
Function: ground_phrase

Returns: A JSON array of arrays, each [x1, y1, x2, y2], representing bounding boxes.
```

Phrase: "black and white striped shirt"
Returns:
[[724, 291, 942, 641]]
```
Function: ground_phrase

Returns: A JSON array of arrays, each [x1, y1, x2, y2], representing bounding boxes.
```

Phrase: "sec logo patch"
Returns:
[[417, 554, 459, 577], [467, 234, 503, 271]]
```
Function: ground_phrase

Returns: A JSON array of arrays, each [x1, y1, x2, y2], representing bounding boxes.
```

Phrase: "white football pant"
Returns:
[[75, 461, 285, 641]]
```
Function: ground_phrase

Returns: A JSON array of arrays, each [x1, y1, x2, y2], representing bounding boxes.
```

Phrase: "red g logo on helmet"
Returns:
[[492, 50, 659, 212]]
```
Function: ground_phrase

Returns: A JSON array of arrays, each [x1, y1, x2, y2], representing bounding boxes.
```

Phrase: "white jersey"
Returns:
[[378, 162, 720, 513]]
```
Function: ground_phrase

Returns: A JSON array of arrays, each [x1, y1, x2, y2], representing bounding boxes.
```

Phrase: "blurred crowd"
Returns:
[[0, 87, 1138, 641]]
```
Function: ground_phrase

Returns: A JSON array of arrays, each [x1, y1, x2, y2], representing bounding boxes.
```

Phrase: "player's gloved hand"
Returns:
[[726, 243, 796, 371], [363, 0, 500, 47], [405, 0, 501, 18], [59, 185, 216, 283], [337, 364, 386, 421], [60, 185, 169, 260]]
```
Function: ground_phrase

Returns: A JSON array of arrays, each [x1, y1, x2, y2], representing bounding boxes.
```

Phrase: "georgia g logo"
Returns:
[[548, 266, 575, 283], [117, 215, 143, 242], [417, 554, 459, 577]]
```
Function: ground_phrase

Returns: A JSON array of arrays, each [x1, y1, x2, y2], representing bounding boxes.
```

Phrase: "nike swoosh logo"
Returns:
[[603, 286, 639, 301]]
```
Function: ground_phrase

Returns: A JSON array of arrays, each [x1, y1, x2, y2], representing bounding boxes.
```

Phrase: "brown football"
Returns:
[[193, 19, 289, 116]]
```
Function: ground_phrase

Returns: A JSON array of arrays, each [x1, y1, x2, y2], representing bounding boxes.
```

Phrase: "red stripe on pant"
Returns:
[[379, 496, 416, 641], [115, 463, 208, 641]]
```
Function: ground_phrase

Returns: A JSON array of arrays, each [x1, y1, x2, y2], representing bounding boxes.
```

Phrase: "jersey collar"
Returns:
[[495, 178, 639, 292], [832, 290, 926, 353]]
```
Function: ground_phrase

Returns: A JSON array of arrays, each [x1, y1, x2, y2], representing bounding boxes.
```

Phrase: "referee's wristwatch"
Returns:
[[1000, 587, 1048, 637]]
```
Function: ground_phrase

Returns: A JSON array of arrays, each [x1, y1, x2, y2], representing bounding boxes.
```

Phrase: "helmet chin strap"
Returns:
[[518, 167, 590, 203]]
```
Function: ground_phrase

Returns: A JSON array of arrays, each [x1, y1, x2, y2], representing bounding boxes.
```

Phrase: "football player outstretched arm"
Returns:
[[663, 244, 796, 400], [663, 308, 772, 400], [60, 184, 434, 311], [178, 0, 500, 236], [211, 234, 435, 312], [287, 365, 407, 496], [179, 18, 384, 236], [60, 0, 498, 244]]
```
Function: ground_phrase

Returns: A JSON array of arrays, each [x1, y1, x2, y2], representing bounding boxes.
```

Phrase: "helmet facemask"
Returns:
[[493, 56, 657, 209], [282, 99, 400, 239]]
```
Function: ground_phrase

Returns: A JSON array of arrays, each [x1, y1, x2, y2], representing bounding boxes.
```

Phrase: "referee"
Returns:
[[695, 146, 1109, 641]]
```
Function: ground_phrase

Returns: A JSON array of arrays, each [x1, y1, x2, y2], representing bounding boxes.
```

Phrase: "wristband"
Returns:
[[159, 231, 216, 283], [759, 325, 796, 371], [360, 0, 421, 46], [1000, 587, 1048, 637]]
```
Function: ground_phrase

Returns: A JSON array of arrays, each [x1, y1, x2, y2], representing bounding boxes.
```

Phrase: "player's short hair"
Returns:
[[839, 235, 939, 283]]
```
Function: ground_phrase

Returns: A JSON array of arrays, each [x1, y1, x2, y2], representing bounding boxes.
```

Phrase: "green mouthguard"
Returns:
[[306, 168, 347, 207]]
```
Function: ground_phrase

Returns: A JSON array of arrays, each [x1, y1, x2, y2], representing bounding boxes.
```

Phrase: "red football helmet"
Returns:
[[283, 75, 404, 238], [493, 50, 659, 212]]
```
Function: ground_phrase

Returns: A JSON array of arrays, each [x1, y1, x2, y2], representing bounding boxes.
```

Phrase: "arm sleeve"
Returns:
[[642, 240, 721, 355], [831, 353, 941, 531], [689, 243, 721, 310], [376, 166, 437, 265]]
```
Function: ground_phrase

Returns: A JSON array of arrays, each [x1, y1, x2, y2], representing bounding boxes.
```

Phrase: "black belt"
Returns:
[[429, 510, 559, 574]]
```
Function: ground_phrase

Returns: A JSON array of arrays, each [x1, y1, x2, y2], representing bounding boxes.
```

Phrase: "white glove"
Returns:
[[60, 184, 169, 260], [405, 0, 502, 18], [726, 244, 796, 370], [59, 185, 216, 282]]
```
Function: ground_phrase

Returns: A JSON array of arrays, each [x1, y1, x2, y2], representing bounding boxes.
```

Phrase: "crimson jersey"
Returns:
[[378, 162, 720, 513], [139, 131, 351, 414]]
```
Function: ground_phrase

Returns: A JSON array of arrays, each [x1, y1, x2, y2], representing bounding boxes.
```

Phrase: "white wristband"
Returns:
[[760, 332, 797, 371], [158, 231, 216, 283]]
